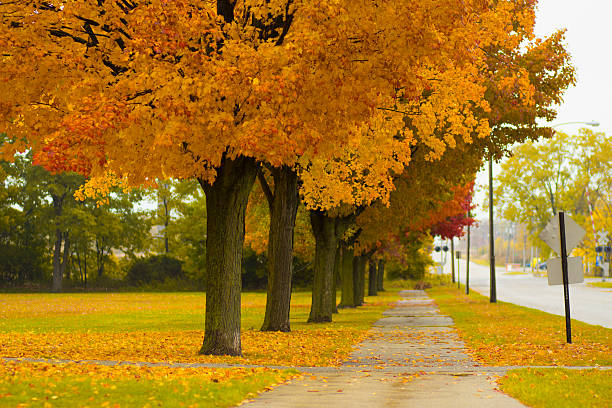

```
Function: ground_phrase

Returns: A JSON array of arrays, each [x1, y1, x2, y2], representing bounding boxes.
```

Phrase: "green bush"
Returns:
[[0, 243, 47, 285], [126, 254, 184, 285]]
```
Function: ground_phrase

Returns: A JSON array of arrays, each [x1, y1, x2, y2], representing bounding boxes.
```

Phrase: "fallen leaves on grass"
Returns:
[[498, 368, 612, 408], [0, 327, 366, 367], [428, 287, 612, 366], [0, 361, 299, 408]]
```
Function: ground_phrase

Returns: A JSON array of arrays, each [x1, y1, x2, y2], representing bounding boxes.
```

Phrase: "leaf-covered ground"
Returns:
[[427, 286, 612, 366], [498, 368, 612, 408], [0, 291, 399, 367], [0, 361, 298, 407], [0, 290, 399, 407]]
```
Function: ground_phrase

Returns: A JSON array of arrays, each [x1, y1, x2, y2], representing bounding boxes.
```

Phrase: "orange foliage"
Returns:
[[0, 0, 537, 203]]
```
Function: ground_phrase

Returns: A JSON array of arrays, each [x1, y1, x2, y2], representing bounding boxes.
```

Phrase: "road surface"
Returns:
[[438, 259, 612, 328]]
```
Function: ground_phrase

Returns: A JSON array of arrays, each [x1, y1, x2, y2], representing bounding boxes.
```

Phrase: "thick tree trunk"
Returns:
[[52, 229, 63, 292], [368, 259, 378, 296], [332, 245, 341, 313], [339, 244, 356, 308], [199, 155, 257, 356], [308, 210, 338, 323], [261, 166, 299, 332], [377, 259, 385, 291]]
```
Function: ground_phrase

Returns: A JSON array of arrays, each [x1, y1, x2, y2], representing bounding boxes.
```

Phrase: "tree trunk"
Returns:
[[358, 256, 366, 304], [308, 211, 337, 322], [353, 255, 366, 306], [164, 197, 170, 253], [261, 166, 299, 332], [52, 229, 63, 292], [332, 245, 341, 313], [199, 155, 257, 356], [368, 258, 377, 296], [83, 249, 88, 288], [61, 232, 70, 280], [338, 244, 356, 308], [377, 259, 385, 291]]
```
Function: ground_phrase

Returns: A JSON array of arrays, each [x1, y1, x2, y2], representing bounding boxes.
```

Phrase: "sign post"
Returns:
[[558, 212, 572, 344], [539, 212, 586, 344]]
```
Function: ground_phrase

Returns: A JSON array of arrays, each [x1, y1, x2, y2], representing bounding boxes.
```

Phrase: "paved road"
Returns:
[[441, 260, 612, 328]]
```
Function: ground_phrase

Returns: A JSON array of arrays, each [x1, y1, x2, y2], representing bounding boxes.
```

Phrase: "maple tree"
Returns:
[[0, 0, 574, 354]]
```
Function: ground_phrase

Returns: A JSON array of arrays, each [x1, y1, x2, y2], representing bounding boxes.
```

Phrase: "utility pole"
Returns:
[[489, 158, 497, 303], [466, 210, 471, 295]]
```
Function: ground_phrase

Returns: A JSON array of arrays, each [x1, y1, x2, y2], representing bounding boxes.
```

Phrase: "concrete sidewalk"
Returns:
[[242, 290, 525, 407]]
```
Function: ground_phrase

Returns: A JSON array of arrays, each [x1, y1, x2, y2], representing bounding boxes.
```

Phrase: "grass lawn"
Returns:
[[587, 281, 612, 289], [498, 368, 612, 408], [0, 289, 399, 406], [0, 290, 399, 366], [427, 286, 612, 366], [428, 285, 612, 408], [0, 361, 298, 408]]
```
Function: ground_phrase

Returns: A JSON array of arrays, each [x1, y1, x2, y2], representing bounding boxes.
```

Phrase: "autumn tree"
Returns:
[[1, 0, 484, 354], [495, 129, 612, 257], [0, 0, 574, 353]]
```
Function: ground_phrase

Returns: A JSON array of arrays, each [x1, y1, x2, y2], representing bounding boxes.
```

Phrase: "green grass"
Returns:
[[0, 362, 298, 408], [498, 368, 612, 408], [587, 281, 612, 289], [0, 291, 395, 334], [427, 286, 612, 366], [0, 289, 400, 367], [0, 289, 399, 406]]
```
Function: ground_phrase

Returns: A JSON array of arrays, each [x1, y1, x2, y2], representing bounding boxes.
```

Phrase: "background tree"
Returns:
[[495, 129, 612, 258]]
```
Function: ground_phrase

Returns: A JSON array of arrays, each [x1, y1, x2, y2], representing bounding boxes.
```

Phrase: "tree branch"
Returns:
[[257, 166, 274, 210]]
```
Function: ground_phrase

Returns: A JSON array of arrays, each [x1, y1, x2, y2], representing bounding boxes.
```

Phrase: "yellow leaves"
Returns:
[[0, 327, 364, 368], [430, 287, 612, 367], [0, 291, 398, 368]]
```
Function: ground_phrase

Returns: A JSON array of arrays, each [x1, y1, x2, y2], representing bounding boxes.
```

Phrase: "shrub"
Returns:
[[126, 254, 184, 285], [0, 244, 47, 285]]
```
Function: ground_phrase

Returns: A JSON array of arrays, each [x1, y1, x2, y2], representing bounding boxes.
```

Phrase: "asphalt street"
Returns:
[[438, 259, 612, 329]]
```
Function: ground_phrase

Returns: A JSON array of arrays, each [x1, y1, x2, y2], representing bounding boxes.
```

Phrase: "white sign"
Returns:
[[596, 231, 609, 243], [547, 257, 584, 285], [539, 213, 586, 256]]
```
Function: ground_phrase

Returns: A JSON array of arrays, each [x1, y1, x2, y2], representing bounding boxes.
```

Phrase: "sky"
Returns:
[[472, 0, 612, 219]]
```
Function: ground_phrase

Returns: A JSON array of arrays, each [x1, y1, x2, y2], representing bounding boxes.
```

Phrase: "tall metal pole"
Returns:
[[450, 238, 455, 283], [489, 158, 497, 303], [466, 210, 471, 295], [457, 251, 460, 289]]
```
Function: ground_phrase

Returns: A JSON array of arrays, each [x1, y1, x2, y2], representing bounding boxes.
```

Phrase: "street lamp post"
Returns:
[[489, 158, 496, 303]]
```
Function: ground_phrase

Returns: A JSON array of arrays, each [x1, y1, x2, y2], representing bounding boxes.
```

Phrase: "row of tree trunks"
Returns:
[[307, 211, 353, 322], [199, 155, 258, 356], [197, 156, 386, 354]]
